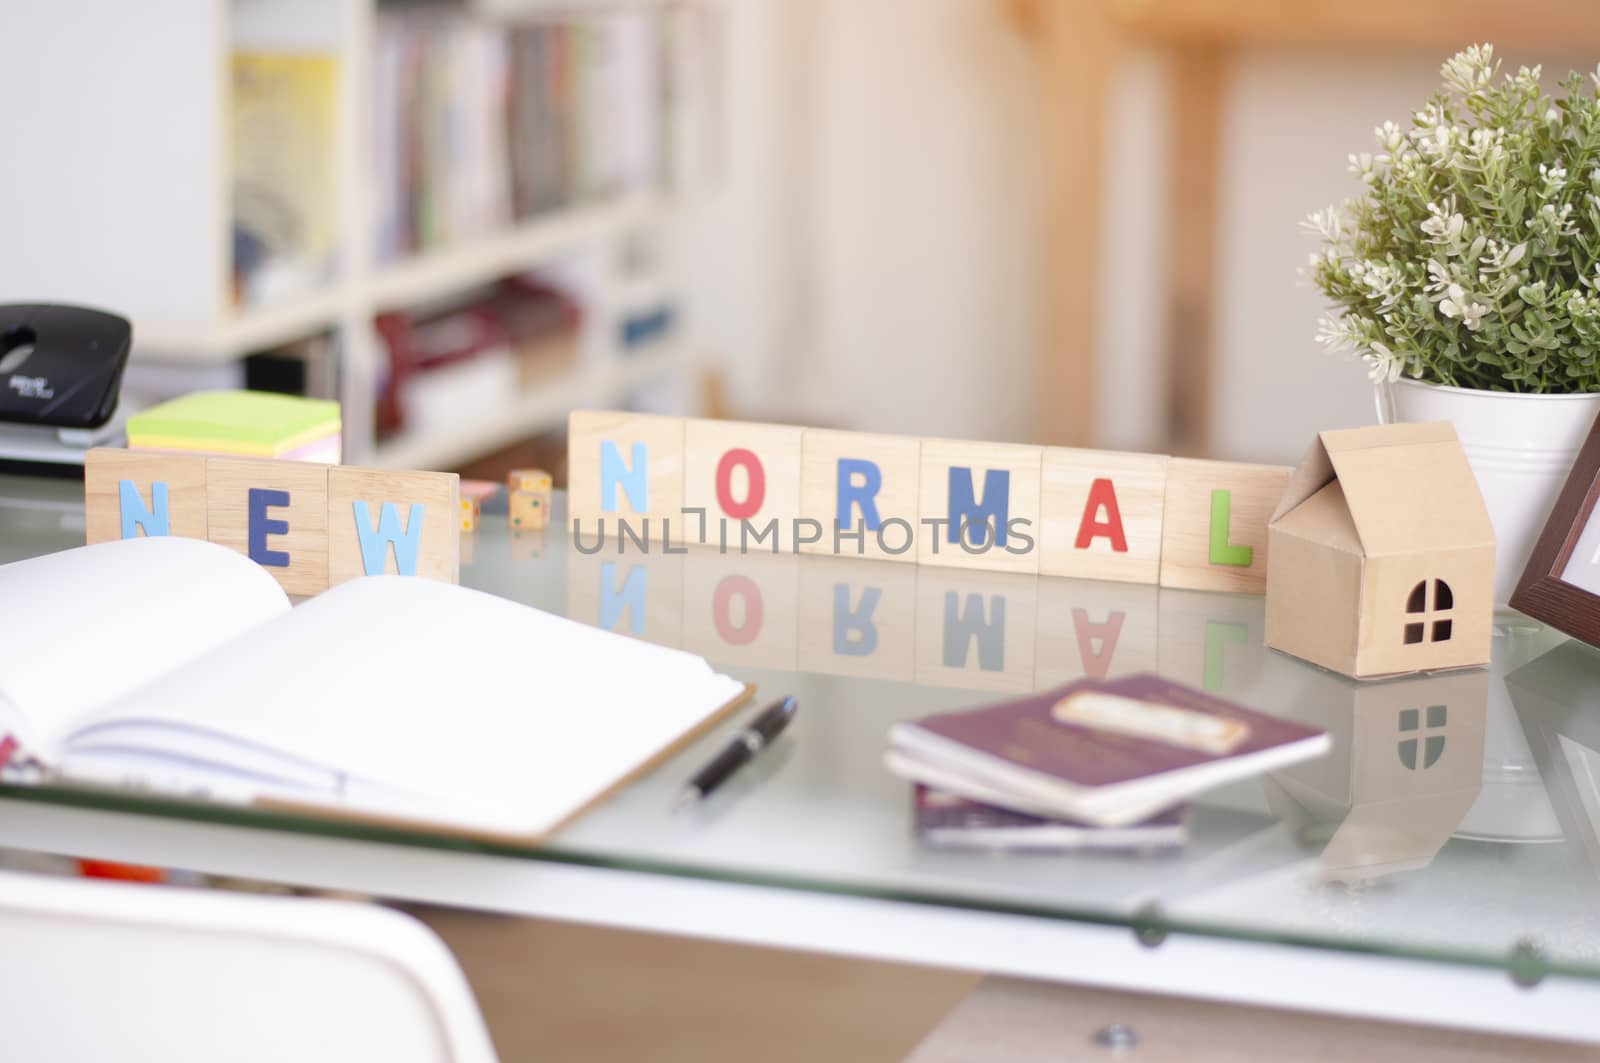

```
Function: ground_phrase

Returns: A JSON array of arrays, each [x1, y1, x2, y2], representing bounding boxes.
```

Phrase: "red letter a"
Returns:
[[1074, 477, 1128, 552]]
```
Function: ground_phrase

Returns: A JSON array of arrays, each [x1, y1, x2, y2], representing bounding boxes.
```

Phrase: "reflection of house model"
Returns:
[[1265, 669, 1487, 884], [1265, 422, 1494, 679]]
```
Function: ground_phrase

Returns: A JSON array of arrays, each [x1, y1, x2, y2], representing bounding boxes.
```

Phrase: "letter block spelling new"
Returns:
[[84, 449, 461, 594], [207, 457, 331, 596], [327, 467, 460, 586], [84, 449, 210, 545]]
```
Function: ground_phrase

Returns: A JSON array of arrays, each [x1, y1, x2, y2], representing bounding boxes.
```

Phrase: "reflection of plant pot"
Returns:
[[1377, 378, 1600, 606]]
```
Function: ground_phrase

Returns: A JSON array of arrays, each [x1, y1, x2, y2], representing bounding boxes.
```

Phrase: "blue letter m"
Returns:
[[947, 467, 1009, 548]]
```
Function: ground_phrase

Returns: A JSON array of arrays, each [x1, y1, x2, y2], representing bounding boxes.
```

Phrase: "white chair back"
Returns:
[[0, 869, 498, 1062]]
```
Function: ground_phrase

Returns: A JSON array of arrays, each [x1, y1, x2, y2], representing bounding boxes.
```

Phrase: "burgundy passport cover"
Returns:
[[906, 673, 1323, 788]]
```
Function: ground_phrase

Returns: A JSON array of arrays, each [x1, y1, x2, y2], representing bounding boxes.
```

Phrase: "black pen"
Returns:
[[674, 696, 798, 810]]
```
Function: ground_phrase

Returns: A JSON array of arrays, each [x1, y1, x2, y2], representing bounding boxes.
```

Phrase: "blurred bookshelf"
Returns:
[[0, 0, 721, 469]]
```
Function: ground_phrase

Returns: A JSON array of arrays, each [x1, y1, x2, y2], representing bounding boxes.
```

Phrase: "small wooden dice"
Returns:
[[508, 467, 553, 494], [457, 479, 497, 533], [508, 468, 552, 530]]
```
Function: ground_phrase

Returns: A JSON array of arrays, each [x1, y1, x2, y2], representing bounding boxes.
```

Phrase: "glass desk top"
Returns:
[[5, 473, 1600, 984]]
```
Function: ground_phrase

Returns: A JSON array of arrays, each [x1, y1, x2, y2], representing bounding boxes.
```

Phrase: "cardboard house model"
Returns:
[[1264, 422, 1494, 679]]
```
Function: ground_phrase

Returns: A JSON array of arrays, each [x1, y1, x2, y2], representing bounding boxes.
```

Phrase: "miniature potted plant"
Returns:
[[1307, 44, 1600, 603]]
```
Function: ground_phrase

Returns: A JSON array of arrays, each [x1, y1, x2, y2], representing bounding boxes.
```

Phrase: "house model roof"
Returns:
[[1271, 422, 1493, 558]]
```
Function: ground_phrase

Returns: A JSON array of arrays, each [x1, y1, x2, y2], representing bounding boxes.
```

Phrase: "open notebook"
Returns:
[[0, 537, 751, 841]]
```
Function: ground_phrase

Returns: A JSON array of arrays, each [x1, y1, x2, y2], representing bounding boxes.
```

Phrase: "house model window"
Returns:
[[1404, 579, 1454, 645]]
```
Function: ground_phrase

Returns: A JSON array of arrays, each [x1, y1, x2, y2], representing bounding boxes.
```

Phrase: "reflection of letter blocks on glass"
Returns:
[[460, 496, 480, 533], [509, 489, 549, 530]]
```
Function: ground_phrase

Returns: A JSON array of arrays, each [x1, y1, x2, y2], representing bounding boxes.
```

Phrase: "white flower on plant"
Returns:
[[1540, 163, 1568, 195], [1347, 153, 1377, 184], [1420, 199, 1465, 244], [1441, 44, 1497, 97], [1364, 341, 1402, 382], [1299, 206, 1342, 240], [1375, 121, 1404, 153], [1440, 286, 1489, 331]]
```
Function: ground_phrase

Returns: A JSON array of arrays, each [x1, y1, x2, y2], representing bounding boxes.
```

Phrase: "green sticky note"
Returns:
[[127, 390, 341, 455]]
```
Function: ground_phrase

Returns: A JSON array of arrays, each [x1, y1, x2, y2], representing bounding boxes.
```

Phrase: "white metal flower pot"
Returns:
[[1377, 378, 1600, 606]]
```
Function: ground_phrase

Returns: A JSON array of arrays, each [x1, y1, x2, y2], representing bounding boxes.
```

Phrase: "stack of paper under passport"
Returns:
[[127, 390, 341, 463], [888, 673, 1330, 847]]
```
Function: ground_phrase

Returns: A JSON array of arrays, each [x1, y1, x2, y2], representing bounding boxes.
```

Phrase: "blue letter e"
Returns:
[[353, 501, 425, 576], [247, 488, 291, 567]]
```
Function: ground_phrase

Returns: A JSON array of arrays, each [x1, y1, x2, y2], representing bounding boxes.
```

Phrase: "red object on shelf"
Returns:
[[78, 860, 166, 884]]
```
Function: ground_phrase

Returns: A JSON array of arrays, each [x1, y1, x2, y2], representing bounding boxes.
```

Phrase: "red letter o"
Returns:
[[715, 448, 766, 519]]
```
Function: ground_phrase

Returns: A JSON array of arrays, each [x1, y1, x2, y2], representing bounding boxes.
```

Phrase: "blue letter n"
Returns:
[[119, 479, 170, 538], [601, 441, 648, 513]]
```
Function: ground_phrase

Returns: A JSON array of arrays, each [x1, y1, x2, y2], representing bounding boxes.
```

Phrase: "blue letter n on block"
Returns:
[[601, 441, 648, 513], [947, 467, 1009, 548], [118, 479, 170, 538], [353, 501, 425, 576]]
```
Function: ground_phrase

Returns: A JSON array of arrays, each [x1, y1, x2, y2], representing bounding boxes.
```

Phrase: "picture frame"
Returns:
[[1512, 413, 1600, 645]]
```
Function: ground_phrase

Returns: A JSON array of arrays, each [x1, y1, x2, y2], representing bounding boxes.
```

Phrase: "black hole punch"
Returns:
[[1433, 619, 1453, 642], [1407, 581, 1427, 613], [0, 325, 37, 375], [1434, 581, 1453, 610], [1404, 623, 1425, 644]]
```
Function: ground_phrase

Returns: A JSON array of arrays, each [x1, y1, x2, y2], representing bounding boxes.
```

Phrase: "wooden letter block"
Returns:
[[568, 410, 685, 544], [1158, 459, 1290, 594], [917, 438, 1043, 575], [1038, 448, 1168, 584], [914, 567, 1038, 692], [326, 466, 460, 587], [84, 448, 209, 545], [207, 458, 331, 595], [799, 429, 921, 562], [796, 556, 917, 681], [509, 489, 549, 530], [507, 467, 552, 494], [683, 419, 805, 552]]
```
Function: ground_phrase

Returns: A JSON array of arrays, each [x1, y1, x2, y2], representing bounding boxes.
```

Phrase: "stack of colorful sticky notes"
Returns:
[[127, 390, 342, 463]]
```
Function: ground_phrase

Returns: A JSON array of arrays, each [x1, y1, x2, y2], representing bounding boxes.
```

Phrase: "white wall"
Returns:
[[686, 10, 1595, 462], [684, 0, 1041, 442]]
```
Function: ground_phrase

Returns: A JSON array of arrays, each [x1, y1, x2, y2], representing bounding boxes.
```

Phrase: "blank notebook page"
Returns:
[[67, 577, 747, 837], [0, 537, 290, 755]]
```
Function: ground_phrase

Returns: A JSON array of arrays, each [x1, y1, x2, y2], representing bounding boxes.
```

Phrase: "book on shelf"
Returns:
[[886, 674, 1330, 828], [232, 51, 340, 309], [913, 785, 1187, 853], [372, 6, 720, 264], [0, 537, 751, 842]]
